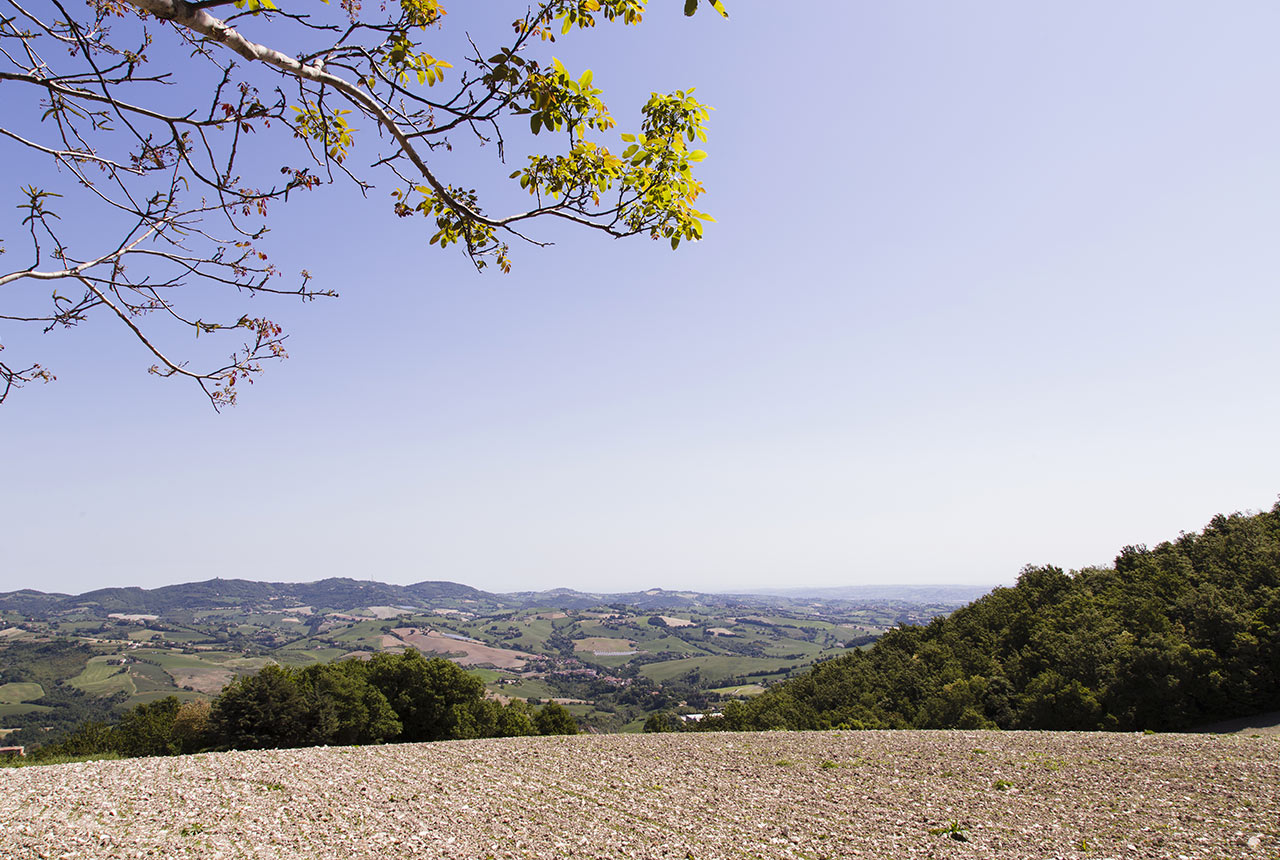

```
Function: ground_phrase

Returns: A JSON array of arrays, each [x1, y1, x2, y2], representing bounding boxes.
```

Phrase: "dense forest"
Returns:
[[677, 502, 1280, 733], [31, 651, 577, 762]]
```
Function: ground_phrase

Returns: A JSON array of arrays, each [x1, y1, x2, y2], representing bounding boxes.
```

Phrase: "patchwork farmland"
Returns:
[[0, 579, 978, 744]]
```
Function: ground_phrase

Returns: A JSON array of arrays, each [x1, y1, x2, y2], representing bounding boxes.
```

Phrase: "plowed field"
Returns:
[[2, 730, 1276, 859]]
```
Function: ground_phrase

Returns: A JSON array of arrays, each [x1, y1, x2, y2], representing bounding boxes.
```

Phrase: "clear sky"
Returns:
[[3, 2, 1278, 596]]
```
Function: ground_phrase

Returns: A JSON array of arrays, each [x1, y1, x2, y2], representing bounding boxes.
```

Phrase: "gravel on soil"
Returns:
[[1, 730, 1276, 860]]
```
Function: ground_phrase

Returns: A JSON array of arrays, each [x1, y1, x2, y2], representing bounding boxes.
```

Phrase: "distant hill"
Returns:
[[0, 578, 980, 619], [403, 581, 494, 603], [0, 589, 67, 615], [713, 502, 1280, 733], [737, 585, 994, 604], [0, 577, 510, 617]]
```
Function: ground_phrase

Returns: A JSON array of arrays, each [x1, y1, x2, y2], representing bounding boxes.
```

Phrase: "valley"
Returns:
[[0, 580, 981, 745]]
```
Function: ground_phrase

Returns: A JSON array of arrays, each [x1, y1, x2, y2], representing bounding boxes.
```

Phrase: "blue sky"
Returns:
[[3, 2, 1278, 595]]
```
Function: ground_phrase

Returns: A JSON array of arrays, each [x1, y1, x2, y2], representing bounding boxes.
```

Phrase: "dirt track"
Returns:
[[1194, 710, 1280, 737], [2, 730, 1276, 859]]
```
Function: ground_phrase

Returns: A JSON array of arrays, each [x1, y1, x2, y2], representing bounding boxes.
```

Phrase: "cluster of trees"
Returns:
[[687, 503, 1280, 733], [36, 651, 577, 761]]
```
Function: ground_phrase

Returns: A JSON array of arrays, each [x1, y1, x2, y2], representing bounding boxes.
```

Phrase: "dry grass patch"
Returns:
[[573, 637, 638, 654], [390, 628, 532, 669], [365, 606, 410, 620], [165, 667, 233, 695]]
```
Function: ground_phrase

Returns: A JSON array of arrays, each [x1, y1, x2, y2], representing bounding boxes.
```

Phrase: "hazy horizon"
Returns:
[[2, 573, 1004, 598]]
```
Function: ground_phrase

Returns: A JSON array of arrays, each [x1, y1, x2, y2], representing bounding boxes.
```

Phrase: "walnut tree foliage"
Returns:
[[0, 0, 725, 406]]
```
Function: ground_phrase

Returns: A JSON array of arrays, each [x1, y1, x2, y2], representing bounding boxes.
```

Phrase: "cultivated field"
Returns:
[[2, 730, 1275, 859], [0, 683, 44, 704], [0, 689, 50, 721], [66, 657, 135, 697], [573, 636, 638, 654], [389, 628, 533, 669]]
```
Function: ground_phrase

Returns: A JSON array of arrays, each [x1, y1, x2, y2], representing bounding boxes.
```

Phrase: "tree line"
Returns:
[[35, 651, 577, 761], [651, 502, 1280, 733]]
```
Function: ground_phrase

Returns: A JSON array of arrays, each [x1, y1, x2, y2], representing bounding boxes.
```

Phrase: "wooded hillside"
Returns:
[[713, 502, 1280, 732]]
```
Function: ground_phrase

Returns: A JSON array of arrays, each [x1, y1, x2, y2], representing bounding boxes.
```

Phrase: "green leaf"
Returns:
[[683, 0, 698, 16], [531, 114, 541, 135]]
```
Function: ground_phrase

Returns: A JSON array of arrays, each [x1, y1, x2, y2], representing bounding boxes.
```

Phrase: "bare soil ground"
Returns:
[[2, 730, 1276, 860], [365, 606, 410, 620], [1193, 710, 1280, 736], [165, 666, 233, 695], [390, 628, 532, 669]]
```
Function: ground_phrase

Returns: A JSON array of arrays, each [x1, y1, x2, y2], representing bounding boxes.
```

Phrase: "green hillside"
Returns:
[[715, 502, 1280, 733]]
